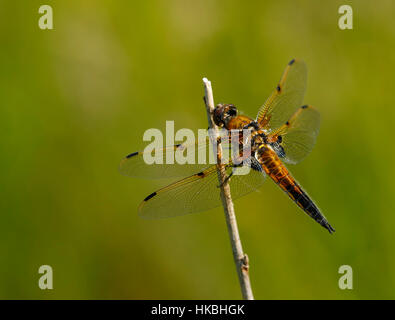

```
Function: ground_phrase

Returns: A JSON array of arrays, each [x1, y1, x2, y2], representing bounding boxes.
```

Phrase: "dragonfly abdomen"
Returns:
[[257, 146, 335, 233]]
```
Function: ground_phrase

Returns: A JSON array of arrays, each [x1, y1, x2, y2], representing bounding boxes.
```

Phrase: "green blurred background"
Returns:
[[1, 0, 394, 299]]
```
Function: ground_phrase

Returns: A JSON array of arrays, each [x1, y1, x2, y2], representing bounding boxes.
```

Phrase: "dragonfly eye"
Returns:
[[277, 135, 283, 143]]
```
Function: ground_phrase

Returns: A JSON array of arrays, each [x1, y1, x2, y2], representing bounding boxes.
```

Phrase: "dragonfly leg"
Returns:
[[217, 163, 243, 188], [217, 170, 234, 188]]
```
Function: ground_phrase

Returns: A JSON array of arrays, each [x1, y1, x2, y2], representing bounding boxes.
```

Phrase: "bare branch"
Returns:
[[202, 77, 254, 300]]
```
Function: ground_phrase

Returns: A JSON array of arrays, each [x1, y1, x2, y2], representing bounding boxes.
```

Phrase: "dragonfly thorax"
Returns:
[[249, 129, 268, 153]]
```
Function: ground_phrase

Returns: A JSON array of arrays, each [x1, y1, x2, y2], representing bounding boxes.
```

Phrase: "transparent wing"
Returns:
[[119, 136, 214, 179], [138, 163, 266, 219], [256, 59, 307, 131], [266, 105, 320, 164], [119, 130, 243, 179]]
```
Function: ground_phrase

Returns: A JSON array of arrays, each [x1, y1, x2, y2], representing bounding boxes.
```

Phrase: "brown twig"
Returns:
[[202, 77, 254, 300]]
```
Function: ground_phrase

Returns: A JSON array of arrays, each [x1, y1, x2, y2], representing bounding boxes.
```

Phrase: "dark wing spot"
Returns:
[[277, 135, 282, 143], [197, 171, 205, 177], [126, 152, 139, 158], [276, 84, 282, 92], [285, 121, 290, 126], [144, 192, 157, 202], [288, 59, 296, 65], [301, 105, 308, 109]]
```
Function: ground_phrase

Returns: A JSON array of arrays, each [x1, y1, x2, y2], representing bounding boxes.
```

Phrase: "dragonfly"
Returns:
[[120, 59, 335, 233]]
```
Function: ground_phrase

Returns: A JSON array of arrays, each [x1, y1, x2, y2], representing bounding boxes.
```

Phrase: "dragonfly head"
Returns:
[[213, 104, 238, 127]]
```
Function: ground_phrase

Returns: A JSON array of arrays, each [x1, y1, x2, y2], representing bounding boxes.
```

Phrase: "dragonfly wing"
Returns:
[[119, 130, 242, 179], [266, 105, 320, 164], [119, 136, 214, 179], [138, 162, 266, 219], [256, 59, 307, 131]]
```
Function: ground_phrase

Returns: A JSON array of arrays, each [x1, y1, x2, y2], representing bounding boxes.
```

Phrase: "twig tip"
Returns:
[[202, 77, 210, 85]]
